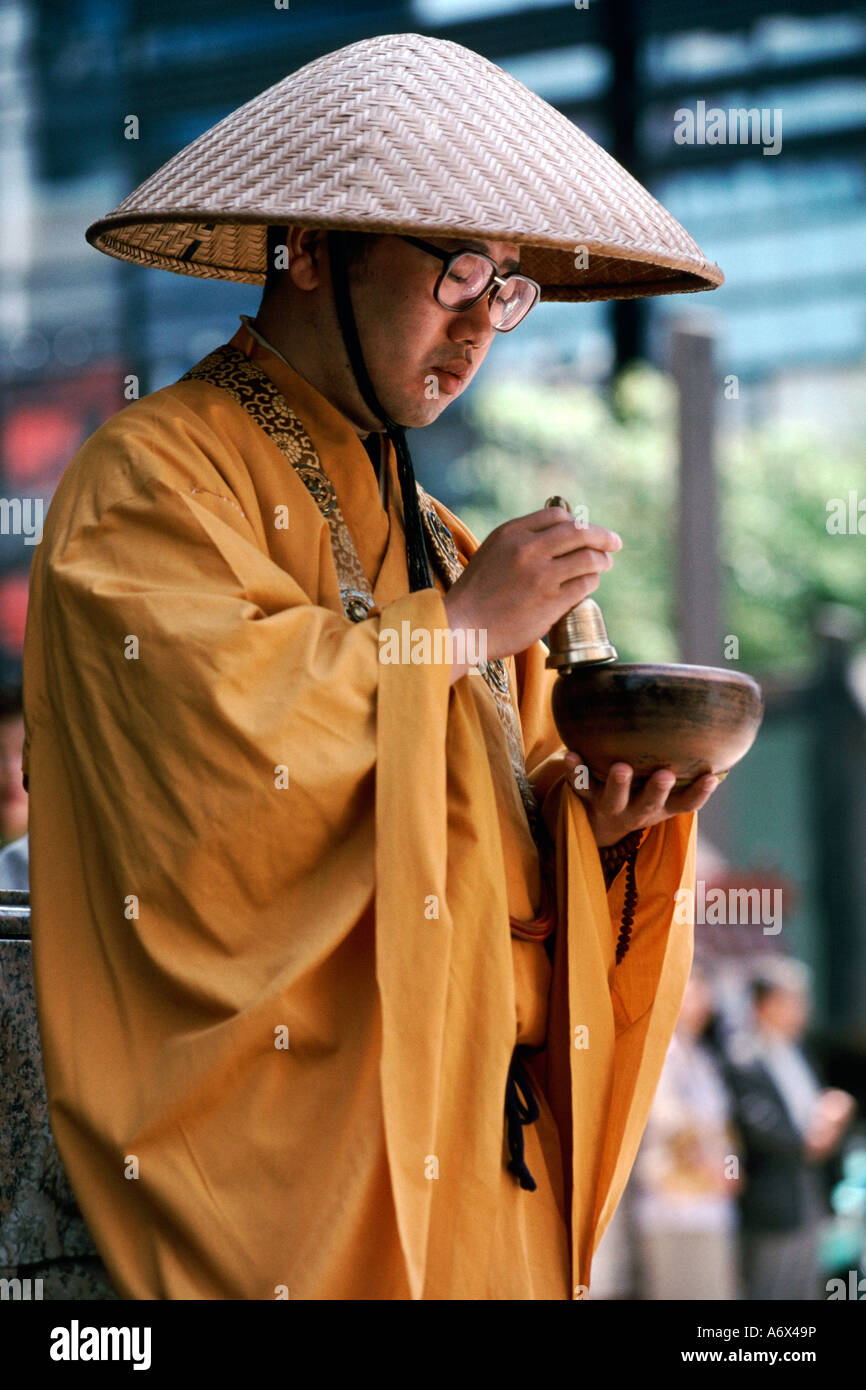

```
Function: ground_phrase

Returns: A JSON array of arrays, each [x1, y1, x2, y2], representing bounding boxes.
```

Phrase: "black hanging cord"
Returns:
[[326, 230, 433, 593], [504, 1048, 540, 1191]]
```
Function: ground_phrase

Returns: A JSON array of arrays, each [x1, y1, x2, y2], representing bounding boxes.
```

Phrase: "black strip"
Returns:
[[326, 231, 433, 593]]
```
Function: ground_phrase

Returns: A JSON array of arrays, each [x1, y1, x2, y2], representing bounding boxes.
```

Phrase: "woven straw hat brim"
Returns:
[[86, 33, 723, 303]]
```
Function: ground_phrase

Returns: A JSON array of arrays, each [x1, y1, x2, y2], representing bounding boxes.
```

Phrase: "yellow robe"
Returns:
[[22, 322, 697, 1300]]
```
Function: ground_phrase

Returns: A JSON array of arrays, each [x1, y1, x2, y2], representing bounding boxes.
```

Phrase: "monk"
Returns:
[[21, 224, 717, 1300], [22, 32, 725, 1300]]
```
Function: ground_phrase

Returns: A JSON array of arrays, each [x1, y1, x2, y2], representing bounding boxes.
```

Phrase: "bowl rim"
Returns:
[[556, 661, 762, 691]]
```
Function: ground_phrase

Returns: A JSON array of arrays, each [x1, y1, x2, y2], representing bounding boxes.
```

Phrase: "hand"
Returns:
[[563, 751, 720, 848], [805, 1089, 856, 1160], [443, 506, 622, 684], [816, 1088, 856, 1128]]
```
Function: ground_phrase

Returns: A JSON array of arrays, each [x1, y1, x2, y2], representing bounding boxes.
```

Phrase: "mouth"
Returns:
[[431, 361, 471, 395]]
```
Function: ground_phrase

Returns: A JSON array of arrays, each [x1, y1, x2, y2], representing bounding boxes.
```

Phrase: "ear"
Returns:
[[287, 228, 325, 291]]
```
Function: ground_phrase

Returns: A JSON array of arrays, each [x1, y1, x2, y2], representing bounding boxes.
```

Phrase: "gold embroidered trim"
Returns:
[[182, 345, 375, 621]]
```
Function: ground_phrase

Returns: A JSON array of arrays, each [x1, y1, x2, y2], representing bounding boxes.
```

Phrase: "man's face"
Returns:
[[757, 986, 809, 1040], [346, 234, 523, 428]]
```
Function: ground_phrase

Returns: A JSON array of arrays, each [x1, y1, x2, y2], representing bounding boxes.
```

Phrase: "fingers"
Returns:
[[523, 507, 622, 557], [661, 773, 720, 816], [563, 750, 595, 797], [597, 762, 635, 817], [630, 767, 678, 819], [627, 767, 721, 820], [494, 510, 621, 608], [547, 518, 623, 561], [564, 757, 720, 821], [525, 505, 582, 532], [622, 768, 719, 820], [543, 520, 619, 592], [565, 754, 637, 810], [552, 545, 614, 580], [533, 513, 621, 594]]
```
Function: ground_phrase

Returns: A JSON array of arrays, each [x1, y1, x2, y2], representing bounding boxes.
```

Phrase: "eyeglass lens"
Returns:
[[438, 252, 537, 329]]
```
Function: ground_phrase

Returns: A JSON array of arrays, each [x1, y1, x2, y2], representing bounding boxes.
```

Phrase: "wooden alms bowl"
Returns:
[[551, 663, 764, 789]]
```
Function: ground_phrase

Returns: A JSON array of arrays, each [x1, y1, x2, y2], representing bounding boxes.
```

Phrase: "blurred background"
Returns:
[[1, 0, 865, 1299]]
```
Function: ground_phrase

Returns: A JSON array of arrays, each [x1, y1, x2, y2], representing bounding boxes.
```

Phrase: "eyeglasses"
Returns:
[[398, 235, 540, 332]]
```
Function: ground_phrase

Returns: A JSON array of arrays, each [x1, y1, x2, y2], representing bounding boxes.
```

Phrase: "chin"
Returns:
[[394, 398, 451, 429]]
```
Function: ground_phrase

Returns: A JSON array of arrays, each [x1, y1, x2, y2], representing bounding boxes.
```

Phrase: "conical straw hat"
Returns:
[[87, 32, 723, 302]]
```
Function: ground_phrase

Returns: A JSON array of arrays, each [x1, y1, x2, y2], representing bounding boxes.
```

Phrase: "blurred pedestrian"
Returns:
[[725, 959, 856, 1300]]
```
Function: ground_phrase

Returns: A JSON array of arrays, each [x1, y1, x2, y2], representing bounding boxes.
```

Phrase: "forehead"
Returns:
[[432, 236, 521, 271]]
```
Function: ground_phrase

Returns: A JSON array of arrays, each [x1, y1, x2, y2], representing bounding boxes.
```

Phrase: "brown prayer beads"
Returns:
[[599, 829, 644, 964]]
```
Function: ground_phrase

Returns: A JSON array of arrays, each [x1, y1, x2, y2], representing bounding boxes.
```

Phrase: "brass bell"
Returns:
[[543, 496, 618, 671], [542, 499, 764, 789]]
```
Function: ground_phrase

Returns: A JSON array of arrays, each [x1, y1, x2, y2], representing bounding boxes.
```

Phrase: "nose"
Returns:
[[448, 291, 496, 345]]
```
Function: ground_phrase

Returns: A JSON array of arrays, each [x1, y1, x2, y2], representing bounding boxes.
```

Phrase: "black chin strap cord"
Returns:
[[326, 230, 433, 594]]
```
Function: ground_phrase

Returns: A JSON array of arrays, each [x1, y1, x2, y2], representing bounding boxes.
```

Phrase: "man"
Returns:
[[22, 33, 724, 1299], [725, 960, 855, 1300]]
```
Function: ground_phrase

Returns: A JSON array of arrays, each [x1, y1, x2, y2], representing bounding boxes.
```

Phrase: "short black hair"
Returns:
[[751, 978, 776, 1008], [751, 959, 810, 1006], [261, 226, 377, 300]]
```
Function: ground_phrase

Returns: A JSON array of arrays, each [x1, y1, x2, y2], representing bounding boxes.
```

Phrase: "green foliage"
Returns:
[[446, 363, 866, 674], [722, 421, 866, 672]]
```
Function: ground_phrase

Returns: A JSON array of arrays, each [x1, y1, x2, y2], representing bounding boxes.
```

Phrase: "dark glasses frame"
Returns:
[[397, 235, 541, 331]]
